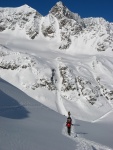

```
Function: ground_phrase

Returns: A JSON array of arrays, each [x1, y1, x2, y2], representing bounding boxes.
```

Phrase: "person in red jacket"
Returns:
[[66, 111, 72, 135]]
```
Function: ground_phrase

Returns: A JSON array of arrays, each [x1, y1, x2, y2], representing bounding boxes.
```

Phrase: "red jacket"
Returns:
[[66, 117, 72, 127]]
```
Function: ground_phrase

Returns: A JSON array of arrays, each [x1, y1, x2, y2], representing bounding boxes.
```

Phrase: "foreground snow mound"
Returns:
[[0, 78, 76, 150]]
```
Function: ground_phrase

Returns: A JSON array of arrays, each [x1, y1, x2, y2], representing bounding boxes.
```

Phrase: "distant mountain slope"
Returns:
[[0, 42, 113, 121], [0, 5, 42, 39], [0, 1, 113, 53]]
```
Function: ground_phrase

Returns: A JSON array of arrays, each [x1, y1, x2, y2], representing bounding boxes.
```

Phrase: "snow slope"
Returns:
[[0, 2, 113, 150], [0, 34, 113, 121], [0, 33, 113, 150], [0, 78, 113, 150], [0, 78, 76, 150]]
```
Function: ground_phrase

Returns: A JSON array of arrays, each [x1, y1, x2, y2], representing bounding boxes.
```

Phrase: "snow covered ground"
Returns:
[[0, 32, 113, 150], [0, 78, 113, 150], [0, 78, 76, 150]]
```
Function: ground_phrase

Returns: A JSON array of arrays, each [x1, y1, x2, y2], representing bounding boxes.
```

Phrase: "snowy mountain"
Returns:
[[0, 5, 42, 39], [0, 1, 113, 52], [0, 2, 113, 150], [0, 42, 113, 121], [0, 0, 113, 120]]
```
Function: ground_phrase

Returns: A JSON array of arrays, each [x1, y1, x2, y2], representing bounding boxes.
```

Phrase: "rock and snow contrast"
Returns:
[[0, 1, 113, 150]]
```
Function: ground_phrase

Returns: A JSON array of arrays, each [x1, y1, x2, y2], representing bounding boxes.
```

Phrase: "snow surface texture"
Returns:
[[0, 1, 113, 150]]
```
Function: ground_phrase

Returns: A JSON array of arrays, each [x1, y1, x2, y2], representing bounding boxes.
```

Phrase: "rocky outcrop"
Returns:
[[0, 5, 42, 39]]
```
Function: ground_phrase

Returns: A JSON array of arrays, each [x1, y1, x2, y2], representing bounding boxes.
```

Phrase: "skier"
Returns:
[[66, 111, 72, 135]]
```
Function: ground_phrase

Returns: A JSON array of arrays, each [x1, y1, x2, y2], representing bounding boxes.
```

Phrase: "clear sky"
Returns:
[[0, 0, 113, 22]]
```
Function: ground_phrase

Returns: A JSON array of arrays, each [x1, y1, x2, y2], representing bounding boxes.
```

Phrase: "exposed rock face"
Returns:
[[41, 14, 57, 38], [83, 17, 113, 52], [49, 1, 84, 49]]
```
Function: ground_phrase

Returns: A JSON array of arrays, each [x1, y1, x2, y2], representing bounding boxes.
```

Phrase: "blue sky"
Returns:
[[0, 0, 113, 22]]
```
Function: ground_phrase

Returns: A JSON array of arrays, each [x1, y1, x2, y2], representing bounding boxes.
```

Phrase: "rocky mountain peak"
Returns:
[[49, 1, 76, 20], [0, 3, 113, 52], [55, 1, 64, 7]]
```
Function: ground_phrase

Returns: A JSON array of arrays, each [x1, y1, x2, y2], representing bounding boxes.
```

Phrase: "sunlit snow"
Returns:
[[0, 3, 113, 150]]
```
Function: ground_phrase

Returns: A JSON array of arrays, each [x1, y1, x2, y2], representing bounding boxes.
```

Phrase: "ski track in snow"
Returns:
[[1, 57, 113, 150], [0, 29, 113, 148], [62, 119, 112, 150], [50, 61, 113, 150], [0, 69, 113, 150], [51, 63, 113, 150]]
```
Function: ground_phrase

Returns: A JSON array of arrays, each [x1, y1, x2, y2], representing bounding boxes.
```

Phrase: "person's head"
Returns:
[[68, 111, 71, 116]]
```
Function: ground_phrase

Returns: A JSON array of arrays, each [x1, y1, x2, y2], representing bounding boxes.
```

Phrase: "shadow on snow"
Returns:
[[0, 78, 30, 119]]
